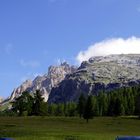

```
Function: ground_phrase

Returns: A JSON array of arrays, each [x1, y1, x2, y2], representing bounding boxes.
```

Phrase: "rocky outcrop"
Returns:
[[48, 54, 140, 103], [10, 80, 32, 101], [10, 62, 77, 102]]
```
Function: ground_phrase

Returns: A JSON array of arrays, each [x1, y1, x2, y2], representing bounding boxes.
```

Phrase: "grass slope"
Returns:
[[0, 117, 140, 140]]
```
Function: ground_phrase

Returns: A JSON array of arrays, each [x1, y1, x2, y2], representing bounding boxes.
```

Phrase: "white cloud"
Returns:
[[20, 59, 40, 68], [76, 36, 140, 63]]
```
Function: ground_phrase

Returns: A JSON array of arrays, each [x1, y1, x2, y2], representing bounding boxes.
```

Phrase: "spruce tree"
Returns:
[[12, 91, 34, 116], [77, 94, 86, 118], [114, 97, 124, 116], [83, 95, 94, 123], [135, 93, 140, 118], [98, 92, 108, 116], [32, 90, 46, 116]]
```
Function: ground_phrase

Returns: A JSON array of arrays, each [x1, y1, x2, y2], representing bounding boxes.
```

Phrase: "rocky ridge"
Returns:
[[48, 54, 140, 103], [10, 62, 77, 102]]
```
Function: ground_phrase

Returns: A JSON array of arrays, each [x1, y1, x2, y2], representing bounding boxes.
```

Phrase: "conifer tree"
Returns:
[[135, 93, 140, 118], [12, 91, 34, 116], [83, 95, 94, 123], [77, 94, 86, 118], [32, 90, 46, 116]]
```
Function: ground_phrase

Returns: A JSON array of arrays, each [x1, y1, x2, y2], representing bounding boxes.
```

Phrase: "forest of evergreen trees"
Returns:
[[1, 85, 140, 121]]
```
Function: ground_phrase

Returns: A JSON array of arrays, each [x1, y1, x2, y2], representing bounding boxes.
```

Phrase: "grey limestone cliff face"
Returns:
[[10, 80, 32, 101], [48, 54, 140, 103], [10, 62, 76, 102]]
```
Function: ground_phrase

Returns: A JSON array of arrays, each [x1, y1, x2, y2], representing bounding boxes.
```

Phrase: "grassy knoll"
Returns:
[[0, 116, 140, 140]]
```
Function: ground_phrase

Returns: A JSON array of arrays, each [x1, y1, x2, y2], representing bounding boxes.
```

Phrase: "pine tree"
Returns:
[[114, 97, 124, 116], [135, 93, 140, 118], [92, 96, 99, 116], [32, 90, 46, 116], [12, 91, 34, 116], [83, 95, 94, 123], [77, 94, 86, 118], [66, 102, 77, 117], [128, 94, 135, 115], [55, 103, 64, 116], [98, 92, 108, 116], [107, 93, 115, 116], [47, 103, 57, 116]]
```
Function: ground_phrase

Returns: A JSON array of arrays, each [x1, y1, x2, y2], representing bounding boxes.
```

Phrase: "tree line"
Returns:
[[1, 85, 140, 122]]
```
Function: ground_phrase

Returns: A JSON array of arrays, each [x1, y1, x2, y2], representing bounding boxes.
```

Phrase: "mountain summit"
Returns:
[[10, 62, 77, 102], [48, 54, 140, 103], [4, 54, 140, 104]]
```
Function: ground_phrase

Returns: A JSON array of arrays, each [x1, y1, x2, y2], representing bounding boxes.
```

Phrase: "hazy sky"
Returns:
[[1, 0, 140, 98]]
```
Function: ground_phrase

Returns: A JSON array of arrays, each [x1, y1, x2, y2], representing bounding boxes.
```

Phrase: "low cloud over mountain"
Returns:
[[76, 37, 140, 63]]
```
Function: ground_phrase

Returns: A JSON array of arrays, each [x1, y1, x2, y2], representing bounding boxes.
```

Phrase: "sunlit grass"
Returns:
[[0, 116, 140, 140]]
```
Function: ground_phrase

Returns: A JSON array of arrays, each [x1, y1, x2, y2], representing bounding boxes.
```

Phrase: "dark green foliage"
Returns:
[[32, 90, 47, 116], [83, 95, 94, 122], [0, 109, 16, 116], [66, 102, 77, 116], [106, 86, 139, 116], [92, 96, 100, 116], [47, 103, 57, 116], [114, 97, 123, 116], [55, 103, 65, 116], [12, 90, 47, 116], [80, 85, 140, 118], [135, 93, 140, 118], [8, 84, 140, 118], [47, 102, 77, 117], [107, 93, 115, 116], [12, 91, 34, 116], [77, 94, 86, 118], [98, 92, 108, 116]]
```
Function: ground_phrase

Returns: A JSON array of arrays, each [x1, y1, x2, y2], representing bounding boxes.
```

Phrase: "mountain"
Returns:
[[48, 54, 140, 103], [10, 62, 77, 102]]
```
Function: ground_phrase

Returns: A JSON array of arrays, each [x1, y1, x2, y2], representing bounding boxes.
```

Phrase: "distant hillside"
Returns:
[[48, 54, 140, 103]]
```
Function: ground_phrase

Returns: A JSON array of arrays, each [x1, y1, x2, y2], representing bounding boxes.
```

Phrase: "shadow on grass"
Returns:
[[3, 124, 17, 127], [65, 136, 79, 140], [0, 128, 35, 138]]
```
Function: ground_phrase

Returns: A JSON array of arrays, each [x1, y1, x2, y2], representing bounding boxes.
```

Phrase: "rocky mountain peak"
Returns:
[[60, 62, 69, 66], [88, 54, 140, 65], [48, 54, 140, 103], [10, 79, 32, 101], [9, 62, 77, 102]]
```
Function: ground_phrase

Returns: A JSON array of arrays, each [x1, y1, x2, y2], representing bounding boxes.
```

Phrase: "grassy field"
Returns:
[[0, 116, 140, 140]]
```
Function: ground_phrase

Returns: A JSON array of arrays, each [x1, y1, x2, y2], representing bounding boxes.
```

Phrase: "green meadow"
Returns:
[[0, 117, 140, 140]]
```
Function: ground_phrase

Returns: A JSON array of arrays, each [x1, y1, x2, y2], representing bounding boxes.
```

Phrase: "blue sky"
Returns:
[[1, 0, 140, 98]]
